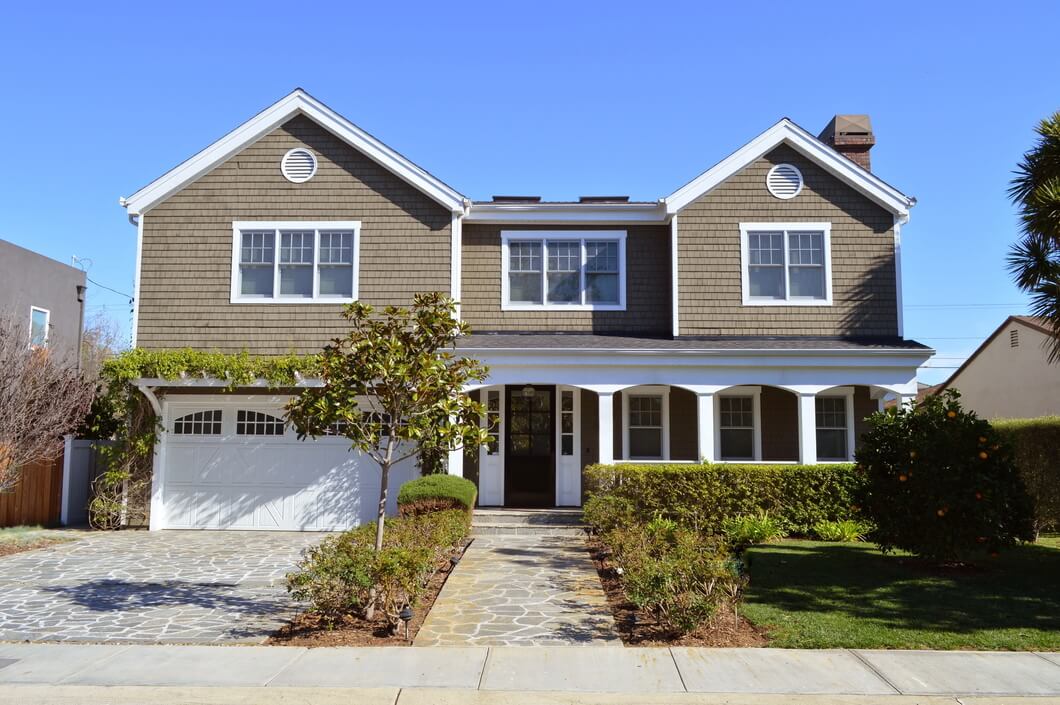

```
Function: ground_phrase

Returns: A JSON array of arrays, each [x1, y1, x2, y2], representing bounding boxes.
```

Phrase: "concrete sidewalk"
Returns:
[[0, 643, 1058, 699]]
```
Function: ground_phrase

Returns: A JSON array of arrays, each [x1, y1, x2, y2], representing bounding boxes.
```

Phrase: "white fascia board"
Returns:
[[459, 347, 934, 367], [465, 202, 668, 224], [664, 119, 915, 217], [132, 377, 324, 389], [121, 89, 465, 215]]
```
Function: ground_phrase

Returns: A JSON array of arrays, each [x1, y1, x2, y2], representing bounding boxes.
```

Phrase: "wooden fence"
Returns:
[[0, 455, 64, 527]]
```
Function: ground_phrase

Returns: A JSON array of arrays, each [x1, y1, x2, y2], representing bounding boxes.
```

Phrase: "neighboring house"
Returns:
[[0, 239, 86, 366], [933, 316, 1060, 419], [120, 89, 932, 530]]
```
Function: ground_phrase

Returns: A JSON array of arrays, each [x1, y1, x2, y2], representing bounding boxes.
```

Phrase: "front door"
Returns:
[[504, 385, 555, 507]]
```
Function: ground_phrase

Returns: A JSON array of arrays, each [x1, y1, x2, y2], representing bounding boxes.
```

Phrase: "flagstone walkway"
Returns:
[[414, 535, 620, 646]]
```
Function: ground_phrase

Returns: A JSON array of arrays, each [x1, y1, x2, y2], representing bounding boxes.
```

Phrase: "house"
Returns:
[[0, 239, 87, 366], [120, 89, 932, 530], [932, 315, 1060, 419]]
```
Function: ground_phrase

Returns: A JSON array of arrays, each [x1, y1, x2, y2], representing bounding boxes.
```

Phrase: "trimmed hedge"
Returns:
[[994, 417, 1060, 535], [583, 463, 862, 536], [397, 474, 477, 516]]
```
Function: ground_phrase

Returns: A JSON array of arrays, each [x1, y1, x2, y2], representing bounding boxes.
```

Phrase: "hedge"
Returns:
[[583, 463, 862, 536], [397, 474, 477, 516], [993, 417, 1060, 534]]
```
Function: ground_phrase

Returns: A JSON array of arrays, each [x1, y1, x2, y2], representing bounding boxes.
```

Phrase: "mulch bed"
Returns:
[[0, 538, 67, 558], [268, 539, 472, 647], [587, 536, 769, 647]]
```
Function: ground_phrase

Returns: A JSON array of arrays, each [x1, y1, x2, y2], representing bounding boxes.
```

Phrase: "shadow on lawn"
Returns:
[[744, 541, 1060, 634]]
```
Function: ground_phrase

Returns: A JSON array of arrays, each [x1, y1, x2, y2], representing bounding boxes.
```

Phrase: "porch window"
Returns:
[[816, 396, 848, 460], [740, 223, 832, 305], [502, 231, 626, 310], [719, 396, 754, 460], [628, 395, 663, 459]]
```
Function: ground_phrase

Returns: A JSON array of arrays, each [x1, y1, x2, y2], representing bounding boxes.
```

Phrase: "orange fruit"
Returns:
[[979, 451, 988, 460], [947, 410, 957, 418], [898, 474, 908, 482]]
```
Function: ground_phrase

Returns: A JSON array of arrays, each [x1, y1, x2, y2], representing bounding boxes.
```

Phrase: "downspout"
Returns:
[[75, 284, 86, 372]]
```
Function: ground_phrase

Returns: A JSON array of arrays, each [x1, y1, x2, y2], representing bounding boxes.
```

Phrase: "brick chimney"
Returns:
[[818, 114, 875, 171]]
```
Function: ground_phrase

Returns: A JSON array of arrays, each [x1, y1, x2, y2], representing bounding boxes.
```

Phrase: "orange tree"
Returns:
[[856, 389, 1034, 563]]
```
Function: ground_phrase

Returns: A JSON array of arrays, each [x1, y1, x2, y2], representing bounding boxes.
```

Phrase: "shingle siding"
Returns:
[[461, 223, 671, 333], [137, 115, 452, 354], [677, 144, 898, 337]]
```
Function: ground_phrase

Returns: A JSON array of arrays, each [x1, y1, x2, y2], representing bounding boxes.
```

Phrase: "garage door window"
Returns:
[[236, 410, 285, 436], [173, 410, 223, 435]]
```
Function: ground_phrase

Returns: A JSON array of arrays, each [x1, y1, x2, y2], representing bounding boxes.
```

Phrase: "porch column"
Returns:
[[696, 392, 715, 463], [797, 392, 818, 464], [446, 412, 464, 477], [598, 392, 615, 464]]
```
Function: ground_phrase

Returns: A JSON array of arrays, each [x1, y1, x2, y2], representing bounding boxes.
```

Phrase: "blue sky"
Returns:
[[1, 1, 1057, 383]]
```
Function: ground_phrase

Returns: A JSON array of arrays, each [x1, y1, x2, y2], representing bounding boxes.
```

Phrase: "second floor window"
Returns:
[[231, 221, 360, 303], [29, 307, 49, 348], [740, 223, 832, 305], [501, 231, 626, 311]]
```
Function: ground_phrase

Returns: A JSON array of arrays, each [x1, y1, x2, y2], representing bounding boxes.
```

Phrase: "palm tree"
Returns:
[[1007, 111, 1060, 362]]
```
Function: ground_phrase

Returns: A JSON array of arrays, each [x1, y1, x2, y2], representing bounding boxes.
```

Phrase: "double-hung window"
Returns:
[[740, 223, 832, 305], [628, 395, 663, 459], [816, 395, 852, 461], [718, 396, 755, 460], [232, 221, 359, 303], [501, 231, 625, 310]]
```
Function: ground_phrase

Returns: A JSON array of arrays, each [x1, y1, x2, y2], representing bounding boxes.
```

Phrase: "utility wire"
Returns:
[[86, 276, 133, 301]]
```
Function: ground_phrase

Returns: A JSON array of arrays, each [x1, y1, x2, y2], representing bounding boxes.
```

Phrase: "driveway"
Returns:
[[0, 531, 324, 644]]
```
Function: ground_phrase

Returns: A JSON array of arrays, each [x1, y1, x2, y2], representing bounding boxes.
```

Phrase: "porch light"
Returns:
[[449, 554, 460, 571], [399, 604, 414, 640], [521, 385, 536, 398]]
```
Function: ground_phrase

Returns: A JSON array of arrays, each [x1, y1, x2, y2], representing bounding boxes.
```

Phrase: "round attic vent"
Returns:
[[281, 148, 317, 183], [766, 163, 803, 199]]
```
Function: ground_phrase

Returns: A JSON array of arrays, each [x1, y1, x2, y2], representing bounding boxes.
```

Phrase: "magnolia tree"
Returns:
[[286, 292, 489, 553], [0, 318, 95, 493]]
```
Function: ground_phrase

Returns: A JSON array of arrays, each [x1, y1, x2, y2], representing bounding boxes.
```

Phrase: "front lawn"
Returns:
[[742, 536, 1060, 650], [0, 525, 75, 558]]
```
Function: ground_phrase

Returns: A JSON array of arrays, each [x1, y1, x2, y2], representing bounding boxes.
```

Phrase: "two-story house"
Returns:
[[121, 90, 931, 531]]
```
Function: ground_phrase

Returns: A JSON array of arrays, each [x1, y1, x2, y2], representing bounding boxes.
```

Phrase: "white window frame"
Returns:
[[230, 221, 361, 304], [621, 385, 670, 461], [816, 386, 857, 462], [500, 230, 626, 311], [714, 386, 762, 462], [29, 306, 49, 348], [739, 222, 833, 306]]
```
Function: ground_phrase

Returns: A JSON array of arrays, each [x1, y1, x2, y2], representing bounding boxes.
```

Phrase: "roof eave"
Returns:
[[464, 202, 669, 224]]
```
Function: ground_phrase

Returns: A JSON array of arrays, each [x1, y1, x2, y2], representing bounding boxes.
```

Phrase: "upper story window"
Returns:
[[501, 231, 626, 311], [230, 221, 360, 304], [29, 307, 49, 348], [739, 223, 832, 306]]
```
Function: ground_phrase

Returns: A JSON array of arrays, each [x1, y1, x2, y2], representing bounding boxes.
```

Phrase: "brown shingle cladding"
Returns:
[[137, 115, 452, 354], [461, 223, 671, 334], [676, 144, 898, 337]]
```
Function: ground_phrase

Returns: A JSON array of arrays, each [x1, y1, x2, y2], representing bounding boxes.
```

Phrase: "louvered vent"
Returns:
[[281, 148, 317, 183], [766, 163, 804, 199], [1010, 329, 1019, 348]]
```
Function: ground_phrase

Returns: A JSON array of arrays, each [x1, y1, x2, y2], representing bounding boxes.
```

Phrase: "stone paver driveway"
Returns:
[[0, 531, 323, 644]]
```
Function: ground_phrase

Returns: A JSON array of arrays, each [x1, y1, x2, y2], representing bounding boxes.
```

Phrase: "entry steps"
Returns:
[[471, 508, 587, 537]]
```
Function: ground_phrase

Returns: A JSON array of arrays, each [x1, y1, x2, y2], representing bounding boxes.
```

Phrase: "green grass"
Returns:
[[0, 525, 74, 554], [742, 536, 1060, 650]]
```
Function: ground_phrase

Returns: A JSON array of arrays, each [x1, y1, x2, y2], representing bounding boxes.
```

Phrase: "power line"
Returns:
[[86, 276, 133, 300]]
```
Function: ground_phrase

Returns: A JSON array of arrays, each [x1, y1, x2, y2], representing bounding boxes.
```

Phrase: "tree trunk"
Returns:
[[364, 460, 391, 621]]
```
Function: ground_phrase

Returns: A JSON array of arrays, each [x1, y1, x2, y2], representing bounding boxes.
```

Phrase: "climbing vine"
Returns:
[[87, 349, 321, 529]]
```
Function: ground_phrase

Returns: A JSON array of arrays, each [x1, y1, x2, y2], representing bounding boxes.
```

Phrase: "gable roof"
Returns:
[[664, 118, 916, 217], [120, 89, 467, 215], [936, 315, 1053, 393]]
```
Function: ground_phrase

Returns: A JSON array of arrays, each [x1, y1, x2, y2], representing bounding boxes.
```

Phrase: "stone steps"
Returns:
[[471, 509, 587, 537]]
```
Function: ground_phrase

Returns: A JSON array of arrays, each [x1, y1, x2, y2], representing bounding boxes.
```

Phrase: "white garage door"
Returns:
[[158, 397, 417, 531]]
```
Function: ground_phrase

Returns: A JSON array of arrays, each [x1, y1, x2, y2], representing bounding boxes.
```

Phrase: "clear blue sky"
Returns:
[[2, 1, 1057, 383]]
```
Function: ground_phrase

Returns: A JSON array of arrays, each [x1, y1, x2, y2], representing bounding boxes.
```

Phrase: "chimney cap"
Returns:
[[491, 195, 541, 203], [819, 114, 874, 141]]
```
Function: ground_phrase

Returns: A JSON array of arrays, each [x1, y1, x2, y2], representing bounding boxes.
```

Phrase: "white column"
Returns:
[[797, 392, 818, 465], [696, 392, 715, 463], [447, 446, 464, 477], [598, 392, 615, 464]]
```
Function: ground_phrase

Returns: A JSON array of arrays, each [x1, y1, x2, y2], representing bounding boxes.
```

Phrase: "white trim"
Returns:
[[620, 385, 670, 461], [131, 214, 143, 347], [671, 214, 680, 336], [893, 214, 907, 337], [280, 147, 318, 183], [478, 386, 505, 506], [598, 392, 615, 464], [665, 118, 914, 216], [451, 213, 462, 319], [714, 386, 762, 461], [739, 222, 833, 306], [500, 230, 627, 311], [121, 89, 465, 215], [765, 163, 804, 200], [815, 386, 856, 462], [555, 385, 582, 506], [230, 221, 360, 304], [466, 202, 667, 224], [149, 395, 168, 531], [29, 306, 50, 347]]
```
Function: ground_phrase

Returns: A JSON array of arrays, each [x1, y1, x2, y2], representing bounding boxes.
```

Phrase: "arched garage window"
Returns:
[[236, 410, 285, 436], [172, 410, 223, 435]]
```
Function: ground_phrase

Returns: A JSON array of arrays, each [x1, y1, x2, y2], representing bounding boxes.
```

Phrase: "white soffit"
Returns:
[[664, 118, 915, 217], [121, 88, 466, 215]]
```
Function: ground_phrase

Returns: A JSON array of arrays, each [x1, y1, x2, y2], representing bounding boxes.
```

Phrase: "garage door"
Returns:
[[159, 399, 417, 531]]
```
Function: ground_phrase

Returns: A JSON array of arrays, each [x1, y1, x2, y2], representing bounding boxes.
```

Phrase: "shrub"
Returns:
[[722, 511, 787, 547], [397, 474, 477, 516], [813, 519, 871, 542], [286, 509, 470, 629], [606, 521, 746, 634], [856, 389, 1035, 562], [993, 417, 1060, 536], [583, 463, 863, 535]]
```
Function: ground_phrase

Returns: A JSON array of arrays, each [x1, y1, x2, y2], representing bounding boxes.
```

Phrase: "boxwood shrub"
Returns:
[[987, 417, 1060, 536], [397, 474, 477, 516], [583, 462, 862, 536]]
